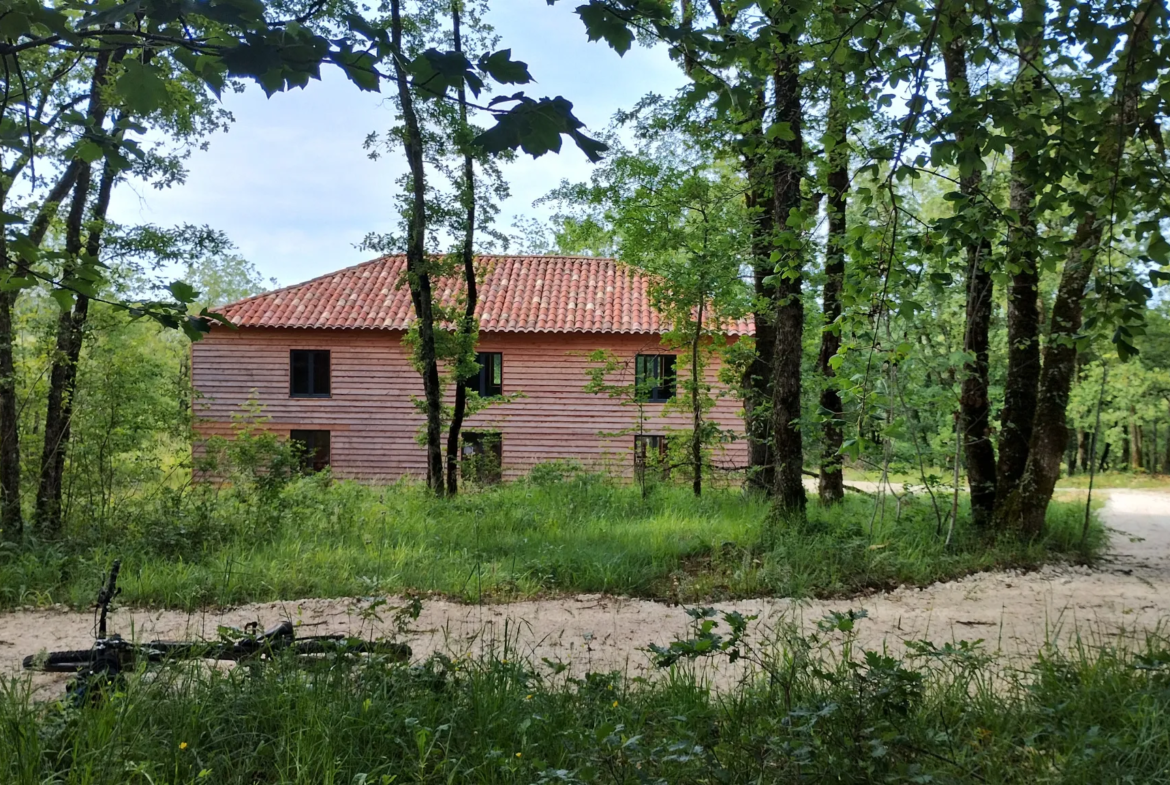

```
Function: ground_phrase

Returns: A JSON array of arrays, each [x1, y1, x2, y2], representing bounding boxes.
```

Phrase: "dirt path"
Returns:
[[3, 490, 1168, 692]]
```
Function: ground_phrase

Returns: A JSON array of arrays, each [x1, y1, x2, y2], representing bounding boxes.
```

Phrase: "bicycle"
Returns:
[[23, 560, 411, 700]]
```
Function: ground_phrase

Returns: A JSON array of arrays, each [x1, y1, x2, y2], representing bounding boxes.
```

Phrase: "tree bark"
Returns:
[[0, 110, 90, 539], [390, 0, 445, 494], [1078, 429, 1091, 473], [1130, 413, 1143, 471], [34, 48, 119, 534], [1010, 0, 1158, 535], [36, 162, 107, 532], [741, 89, 776, 494], [691, 298, 704, 497], [767, 38, 807, 517], [444, 0, 477, 496], [0, 257, 18, 538], [942, 0, 997, 528], [817, 63, 847, 506], [993, 0, 1045, 516]]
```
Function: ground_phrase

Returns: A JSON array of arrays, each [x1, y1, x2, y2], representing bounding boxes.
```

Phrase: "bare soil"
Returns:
[[3, 489, 1168, 693]]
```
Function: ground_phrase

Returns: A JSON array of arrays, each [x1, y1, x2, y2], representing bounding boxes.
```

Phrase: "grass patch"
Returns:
[[0, 472, 1105, 610], [2, 618, 1168, 783]]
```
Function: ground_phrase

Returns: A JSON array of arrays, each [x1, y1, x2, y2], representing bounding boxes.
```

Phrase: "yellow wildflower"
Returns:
[[180, 742, 189, 750]]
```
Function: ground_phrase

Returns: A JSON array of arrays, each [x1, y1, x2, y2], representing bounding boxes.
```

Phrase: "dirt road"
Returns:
[[3, 489, 1167, 691]]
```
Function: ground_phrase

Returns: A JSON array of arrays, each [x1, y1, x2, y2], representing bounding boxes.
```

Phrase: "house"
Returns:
[[191, 255, 751, 482]]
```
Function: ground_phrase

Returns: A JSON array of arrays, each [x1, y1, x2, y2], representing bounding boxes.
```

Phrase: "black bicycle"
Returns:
[[23, 560, 411, 695]]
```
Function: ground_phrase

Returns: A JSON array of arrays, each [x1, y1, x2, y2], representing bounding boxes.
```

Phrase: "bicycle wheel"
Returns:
[[290, 637, 411, 661], [24, 649, 99, 673]]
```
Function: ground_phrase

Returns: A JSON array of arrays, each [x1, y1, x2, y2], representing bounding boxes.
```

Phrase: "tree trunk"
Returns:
[[942, 0, 997, 528], [1078, 429, 1091, 474], [768, 40, 807, 517], [817, 60, 847, 506], [691, 298, 704, 497], [1009, 1, 1157, 535], [741, 89, 776, 494], [994, 0, 1045, 515], [390, 0, 445, 494], [0, 103, 93, 539], [1130, 413, 1143, 471], [36, 148, 120, 534], [0, 273, 18, 538], [444, 1, 477, 497]]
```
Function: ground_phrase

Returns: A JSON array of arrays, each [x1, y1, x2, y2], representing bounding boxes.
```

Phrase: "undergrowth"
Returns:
[[0, 463, 1105, 609], [2, 611, 1167, 784]]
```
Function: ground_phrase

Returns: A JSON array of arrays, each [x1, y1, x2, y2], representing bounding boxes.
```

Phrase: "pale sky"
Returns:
[[107, 3, 687, 288]]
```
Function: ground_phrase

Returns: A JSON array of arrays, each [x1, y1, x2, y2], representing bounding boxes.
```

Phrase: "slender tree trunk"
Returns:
[[0, 263, 18, 538], [768, 40, 807, 517], [390, 0, 445, 494], [1078, 429, 1091, 473], [1010, 1, 1157, 535], [691, 298, 703, 497], [942, 0, 997, 528], [817, 64, 847, 506], [741, 90, 776, 494], [37, 148, 121, 534], [444, 0, 478, 496], [994, 0, 1045, 516], [1130, 413, 1143, 471], [0, 112, 91, 539]]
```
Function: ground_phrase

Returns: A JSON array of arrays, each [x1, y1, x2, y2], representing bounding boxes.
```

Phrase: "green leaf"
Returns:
[[116, 60, 168, 115], [49, 288, 75, 312], [766, 122, 795, 141], [334, 50, 380, 92], [1148, 232, 1170, 264], [168, 280, 201, 303], [576, 3, 634, 55], [410, 49, 478, 99], [478, 49, 533, 85]]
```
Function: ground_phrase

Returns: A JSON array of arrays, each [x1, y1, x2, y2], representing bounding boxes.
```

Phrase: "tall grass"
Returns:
[[2, 616, 1167, 784], [0, 470, 1105, 609]]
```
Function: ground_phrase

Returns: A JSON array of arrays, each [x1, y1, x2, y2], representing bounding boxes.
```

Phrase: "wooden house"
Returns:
[[191, 255, 751, 482]]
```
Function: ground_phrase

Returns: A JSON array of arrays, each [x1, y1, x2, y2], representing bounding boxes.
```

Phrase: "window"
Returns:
[[290, 350, 331, 397], [634, 434, 669, 479], [635, 355, 676, 402], [290, 429, 331, 472], [462, 431, 502, 484], [471, 352, 503, 398]]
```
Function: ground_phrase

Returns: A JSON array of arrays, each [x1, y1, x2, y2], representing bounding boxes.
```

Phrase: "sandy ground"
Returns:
[[2, 488, 1168, 693]]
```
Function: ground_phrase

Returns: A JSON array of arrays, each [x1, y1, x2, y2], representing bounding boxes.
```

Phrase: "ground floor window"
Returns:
[[462, 431, 503, 484], [290, 429, 331, 472], [634, 434, 669, 479]]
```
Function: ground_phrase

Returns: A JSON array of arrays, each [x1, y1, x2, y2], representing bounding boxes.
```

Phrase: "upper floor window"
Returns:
[[472, 352, 503, 397], [290, 350, 331, 398], [635, 354, 676, 402]]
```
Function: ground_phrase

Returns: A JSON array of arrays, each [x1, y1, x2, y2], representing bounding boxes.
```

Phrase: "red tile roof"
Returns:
[[218, 255, 752, 336]]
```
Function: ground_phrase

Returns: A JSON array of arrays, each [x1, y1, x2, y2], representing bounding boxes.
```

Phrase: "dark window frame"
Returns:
[[290, 429, 331, 472], [471, 352, 503, 398], [635, 354, 676, 402], [290, 350, 332, 398]]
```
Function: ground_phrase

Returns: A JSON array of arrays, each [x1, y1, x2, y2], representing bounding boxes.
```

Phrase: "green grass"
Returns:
[[2, 616, 1168, 784], [0, 470, 1105, 610]]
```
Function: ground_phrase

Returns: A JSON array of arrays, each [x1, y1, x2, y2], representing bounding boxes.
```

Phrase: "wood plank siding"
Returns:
[[192, 327, 749, 482]]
